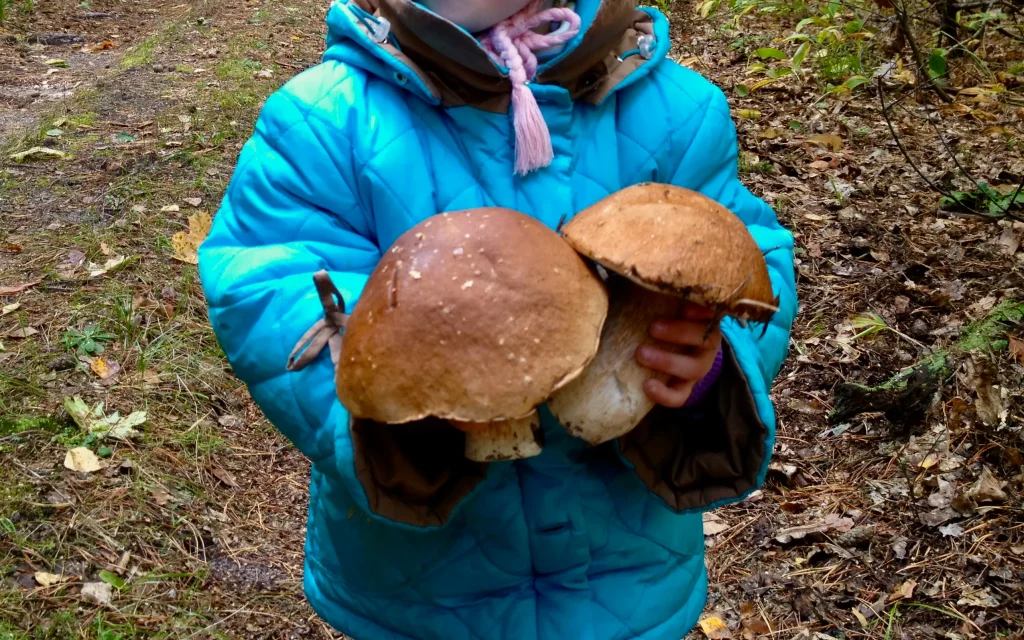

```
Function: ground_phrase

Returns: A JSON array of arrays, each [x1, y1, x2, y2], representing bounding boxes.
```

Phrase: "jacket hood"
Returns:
[[323, 0, 671, 113]]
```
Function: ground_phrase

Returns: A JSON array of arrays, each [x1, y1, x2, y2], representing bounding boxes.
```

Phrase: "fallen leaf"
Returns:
[[171, 211, 212, 264], [807, 133, 844, 152], [939, 522, 964, 537], [45, 58, 68, 67], [100, 242, 112, 256], [87, 40, 116, 51], [89, 357, 121, 385], [851, 607, 869, 627], [889, 580, 917, 601], [967, 466, 1007, 503], [775, 515, 854, 544], [997, 228, 1019, 255], [1, 302, 20, 316], [0, 281, 41, 295], [7, 326, 38, 338], [958, 587, 999, 608], [63, 396, 146, 441], [183, 197, 203, 207], [217, 414, 242, 428], [87, 255, 127, 278], [869, 249, 890, 262], [161, 204, 180, 213], [151, 489, 172, 506], [211, 465, 239, 488], [80, 581, 112, 605], [699, 616, 733, 639], [808, 160, 831, 171], [1010, 336, 1024, 363], [9, 147, 67, 162], [56, 250, 87, 279], [736, 109, 761, 120], [34, 571, 68, 587], [64, 447, 104, 473], [255, 68, 274, 79], [703, 513, 730, 536]]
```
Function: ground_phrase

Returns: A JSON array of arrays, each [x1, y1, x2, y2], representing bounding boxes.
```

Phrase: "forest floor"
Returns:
[[0, 0, 1021, 638]]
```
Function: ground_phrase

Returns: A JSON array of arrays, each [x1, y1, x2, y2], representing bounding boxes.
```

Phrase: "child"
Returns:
[[198, 0, 797, 638]]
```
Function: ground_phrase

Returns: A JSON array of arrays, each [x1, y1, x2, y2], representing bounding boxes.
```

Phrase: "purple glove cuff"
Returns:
[[683, 346, 723, 408]]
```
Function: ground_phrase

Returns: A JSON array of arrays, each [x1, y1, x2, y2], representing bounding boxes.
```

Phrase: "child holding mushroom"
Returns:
[[198, 0, 797, 638]]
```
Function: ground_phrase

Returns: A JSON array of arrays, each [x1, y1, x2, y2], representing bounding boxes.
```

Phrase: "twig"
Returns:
[[895, 0, 954, 102], [876, 77, 979, 211]]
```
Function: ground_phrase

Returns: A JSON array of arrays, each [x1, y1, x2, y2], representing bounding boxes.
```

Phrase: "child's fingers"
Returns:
[[636, 346, 710, 380], [650, 320, 720, 346], [642, 377, 694, 408]]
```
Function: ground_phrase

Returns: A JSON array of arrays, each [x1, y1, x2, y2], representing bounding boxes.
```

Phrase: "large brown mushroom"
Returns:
[[546, 183, 778, 445], [335, 207, 608, 462]]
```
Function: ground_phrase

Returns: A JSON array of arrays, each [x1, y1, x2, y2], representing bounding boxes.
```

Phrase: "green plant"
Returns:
[[940, 183, 1024, 218], [61, 325, 115, 356], [0, 0, 10, 23]]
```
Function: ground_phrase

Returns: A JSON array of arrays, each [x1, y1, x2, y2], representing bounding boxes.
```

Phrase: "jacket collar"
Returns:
[[333, 0, 664, 113]]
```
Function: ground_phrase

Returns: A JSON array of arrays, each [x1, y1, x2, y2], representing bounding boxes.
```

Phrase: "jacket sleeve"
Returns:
[[198, 74, 486, 530], [617, 86, 798, 514]]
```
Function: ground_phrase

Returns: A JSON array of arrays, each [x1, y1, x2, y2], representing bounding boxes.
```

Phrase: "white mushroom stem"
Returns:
[[452, 412, 543, 462], [547, 278, 685, 445]]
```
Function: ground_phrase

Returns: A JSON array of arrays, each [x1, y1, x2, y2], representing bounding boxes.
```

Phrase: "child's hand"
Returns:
[[635, 302, 722, 408]]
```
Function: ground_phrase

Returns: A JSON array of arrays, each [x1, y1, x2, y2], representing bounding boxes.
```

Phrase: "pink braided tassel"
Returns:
[[480, 1, 581, 175]]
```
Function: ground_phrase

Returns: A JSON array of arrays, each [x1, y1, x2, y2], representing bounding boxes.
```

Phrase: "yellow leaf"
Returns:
[[749, 77, 779, 92], [736, 109, 761, 120], [171, 211, 212, 265], [91, 358, 111, 379], [64, 447, 104, 473], [807, 134, 844, 152], [757, 128, 779, 139], [1, 302, 20, 316], [699, 616, 734, 639], [34, 571, 68, 587], [852, 607, 869, 627]]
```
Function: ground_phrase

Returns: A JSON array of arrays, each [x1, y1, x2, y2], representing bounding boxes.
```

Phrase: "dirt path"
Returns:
[[2, 0, 1022, 638]]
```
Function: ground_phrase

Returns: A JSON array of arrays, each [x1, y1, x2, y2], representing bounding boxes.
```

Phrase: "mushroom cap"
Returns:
[[561, 183, 777, 322], [336, 207, 609, 424]]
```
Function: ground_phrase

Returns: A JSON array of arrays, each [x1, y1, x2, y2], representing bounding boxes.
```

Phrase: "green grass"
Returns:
[[120, 35, 159, 70]]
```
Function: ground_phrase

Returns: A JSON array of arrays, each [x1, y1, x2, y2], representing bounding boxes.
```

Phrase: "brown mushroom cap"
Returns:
[[560, 183, 776, 322], [336, 207, 608, 425]]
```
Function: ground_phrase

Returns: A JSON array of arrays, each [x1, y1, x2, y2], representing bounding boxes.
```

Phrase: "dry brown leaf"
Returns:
[[183, 197, 203, 207], [889, 579, 917, 601], [997, 227, 1020, 255], [967, 466, 1008, 503], [0, 280, 41, 296], [64, 447, 104, 473], [161, 204, 180, 213], [699, 616, 733, 639], [171, 211, 212, 264], [7, 326, 39, 338], [808, 160, 831, 171], [211, 465, 239, 488], [87, 40, 116, 51], [807, 133, 844, 152], [1010, 336, 1024, 363], [151, 489, 172, 506]]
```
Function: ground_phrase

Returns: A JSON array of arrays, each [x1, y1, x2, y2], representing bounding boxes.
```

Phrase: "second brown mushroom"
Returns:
[[546, 183, 779, 445]]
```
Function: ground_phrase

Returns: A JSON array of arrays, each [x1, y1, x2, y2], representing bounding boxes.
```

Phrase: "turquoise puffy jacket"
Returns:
[[198, 0, 798, 638]]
